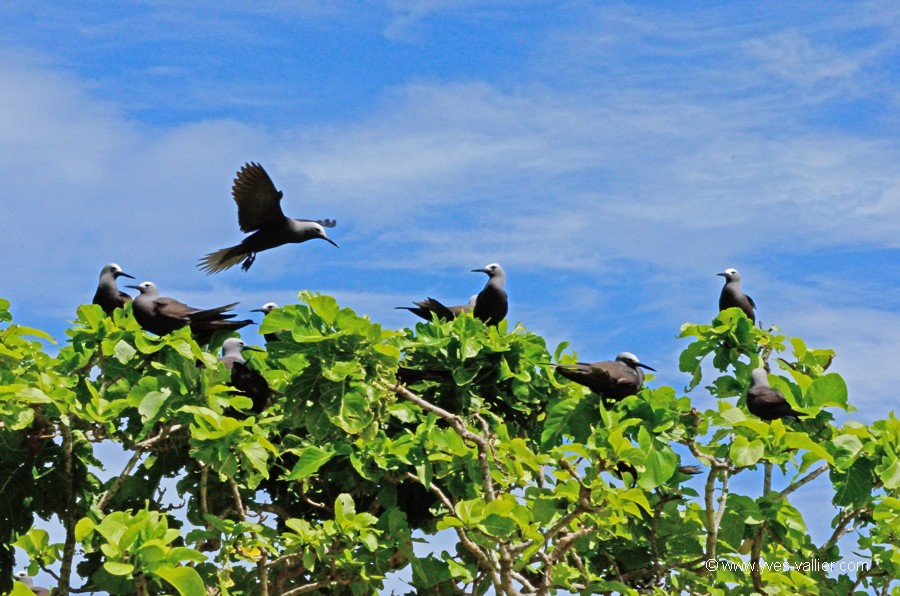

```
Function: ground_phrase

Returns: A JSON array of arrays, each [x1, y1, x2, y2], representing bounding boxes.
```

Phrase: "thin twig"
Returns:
[[750, 461, 773, 591], [777, 464, 828, 501]]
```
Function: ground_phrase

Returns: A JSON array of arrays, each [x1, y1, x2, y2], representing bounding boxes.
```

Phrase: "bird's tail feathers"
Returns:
[[198, 245, 249, 274], [186, 302, 240, 322]]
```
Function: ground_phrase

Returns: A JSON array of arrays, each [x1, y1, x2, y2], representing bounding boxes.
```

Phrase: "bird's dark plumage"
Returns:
[[396, 366, 454, 384], [92, 263, 135, 314], [396, 296, 475, 322], [198, 162, 338, 274], [747, 368, 802, 420], [718, 268, 756, 323], [221, 338, 271, 414], [555, 352, 655, 402], [127, 281, 253, 341], [471, 263, 508, 326]]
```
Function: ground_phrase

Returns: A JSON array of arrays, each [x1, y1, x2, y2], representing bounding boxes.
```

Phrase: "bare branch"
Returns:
[[57, 422, 77, 596], [777, 464, 828, 501], [750, 461, 773, 591], [97, 423, 184, 511]]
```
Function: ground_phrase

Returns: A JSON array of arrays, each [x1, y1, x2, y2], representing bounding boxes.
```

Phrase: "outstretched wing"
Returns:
[[233, 162, 287, 232], [298, 218, 336, 228]]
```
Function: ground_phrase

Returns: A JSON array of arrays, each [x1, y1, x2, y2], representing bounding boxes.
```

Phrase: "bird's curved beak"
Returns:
[[125, 284, 141, 290], [471, 268, 488, 274], [116, 271, 136, 280], [323, 236, 340, 248], [250, 309, 266, 313], [716, 272, 727, 277], [636, 362, 656, 372], [242, 345, 265, 352]]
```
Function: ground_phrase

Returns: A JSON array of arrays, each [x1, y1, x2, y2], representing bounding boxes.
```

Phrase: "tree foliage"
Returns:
[[1, 294, 899, 595]]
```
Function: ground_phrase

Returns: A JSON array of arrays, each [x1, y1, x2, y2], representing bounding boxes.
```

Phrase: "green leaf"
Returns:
[[284, 445, 337, 480], [113, 339, 137, 364], [731, 436, 764, 468], [638, 446, 678, 490], [880, 459, 900, 490], [154, 565, 207, 596], [805, 373, 848, 408], [479, 513, 518, 536], [10, 582, 37, 596], [104, 561, 135, 576]]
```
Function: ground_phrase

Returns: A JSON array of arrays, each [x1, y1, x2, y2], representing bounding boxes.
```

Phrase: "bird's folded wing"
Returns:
[[153, 297, 193, 321], [233, 162, 287, 232]]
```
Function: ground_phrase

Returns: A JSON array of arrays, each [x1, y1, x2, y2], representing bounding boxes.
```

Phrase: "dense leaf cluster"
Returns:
[[1, 296, 898, 594]]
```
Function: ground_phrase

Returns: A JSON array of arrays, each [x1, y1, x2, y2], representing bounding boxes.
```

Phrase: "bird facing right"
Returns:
[[747, 368, 803, 420], [718, 268, 756, 323], [126, 281, 252, 342], [554, 352, 655, 403], [198, 162, 338, 274], [92, 263, 135, 315]]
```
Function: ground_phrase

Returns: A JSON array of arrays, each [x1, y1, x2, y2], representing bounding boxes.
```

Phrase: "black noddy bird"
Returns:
[[554, 352, 655, 402], [471, 263, 508, 326], [747, 368, 803, 420], [251, 302, 280, 342], [718, 268, 756, 323], [126, 281, 253, 341], [396, 295, 477, 322], [198, 162, 338, 274], [220, 338, 271, 414], [92, 263, 135, 315]]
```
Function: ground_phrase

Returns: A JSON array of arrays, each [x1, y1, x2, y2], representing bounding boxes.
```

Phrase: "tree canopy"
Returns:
[[1, 293, 898, 595]]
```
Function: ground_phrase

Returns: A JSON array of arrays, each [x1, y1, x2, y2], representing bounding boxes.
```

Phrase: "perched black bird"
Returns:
[[747, 368, 803, 420], [220, 338, 271, 414], [251, 302, 280, 342], [555, 352, 655, 402], [396, 295, 476, 322], [471, 263, 508, 326], [718, 268, 756, 323], [198, 162, 338, 274], [126, 281, 253, 342], [92, 263, 135, 314], [395, 367, 454, 384]]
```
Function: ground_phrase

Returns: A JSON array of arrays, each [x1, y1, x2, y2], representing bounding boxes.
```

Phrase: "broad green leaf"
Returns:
[[805, 374, 848, 408], [103, 561, 135, 576], [284, 445, 337, 480], [154, 565, 207, 596], [731, 436, 764, 468]]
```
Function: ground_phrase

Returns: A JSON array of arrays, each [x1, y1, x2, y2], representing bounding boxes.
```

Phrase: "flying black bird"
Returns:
[[747, 368, 803, 420], [126, 281, 253, 341], [92, 263, 135, 314], [718, 268, 756, 323], [220, 338, 271, 414], [198, 162, 338, 274], [396, 295, 477, 322], [251, 302, 280, 342], [554, 352, 655, 402]]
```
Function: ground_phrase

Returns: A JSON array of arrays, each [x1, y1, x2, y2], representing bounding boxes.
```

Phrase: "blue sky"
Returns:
[[2, 0, 900, 586]]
